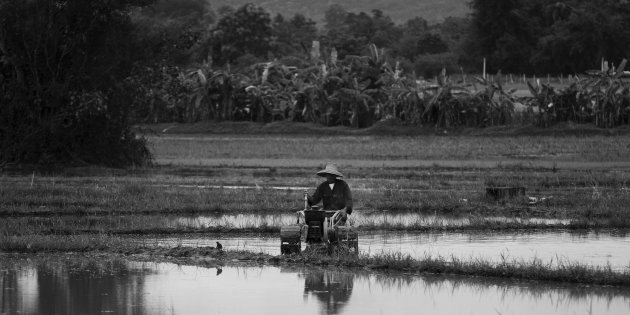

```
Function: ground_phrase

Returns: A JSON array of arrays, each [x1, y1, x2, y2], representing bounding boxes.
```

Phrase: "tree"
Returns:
[[435, 16, 470, 50], [416, 34, 449, 55], [324, 4, 348, 31], [0, 0, 153, 166], [532, 0, 630, 73], [321, 9, 401, 58], [403, 17, 429, 37], [132, 0, 216, 65], [470, 0, 520, 56], [210, 4, 272, 66], [368, 10, 402, 48], [468, 0, 536, 72], [272, 13, 318, 57]]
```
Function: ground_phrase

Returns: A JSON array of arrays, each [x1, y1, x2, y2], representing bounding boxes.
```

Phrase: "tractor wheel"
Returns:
[[280, 225, 301, 254]]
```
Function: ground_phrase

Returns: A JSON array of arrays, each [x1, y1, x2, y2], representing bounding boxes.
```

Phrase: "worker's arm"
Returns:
[[307, 184, 323, 206], [343, 182, 353, 215]]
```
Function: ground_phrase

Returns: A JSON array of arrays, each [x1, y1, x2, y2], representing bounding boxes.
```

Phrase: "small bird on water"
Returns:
[[216, 242, 223, 250]]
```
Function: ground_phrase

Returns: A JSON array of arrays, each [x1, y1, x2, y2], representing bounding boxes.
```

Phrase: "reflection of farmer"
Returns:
[[307, 164, 353, 225], [303, 270, 354, 315]]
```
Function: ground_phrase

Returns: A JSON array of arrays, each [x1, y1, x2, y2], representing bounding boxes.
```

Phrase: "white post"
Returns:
[[483, 57, 486, 80]]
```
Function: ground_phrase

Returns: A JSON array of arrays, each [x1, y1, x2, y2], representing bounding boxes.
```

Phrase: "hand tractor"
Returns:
[[280, 192, 358, 255]]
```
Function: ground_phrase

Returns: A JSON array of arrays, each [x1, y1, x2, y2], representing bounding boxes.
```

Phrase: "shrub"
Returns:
[[413, 53, 459, 79]]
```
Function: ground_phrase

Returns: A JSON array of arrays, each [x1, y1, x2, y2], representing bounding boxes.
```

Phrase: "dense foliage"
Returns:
[[2, 0, 630, 166], [0, 0, 153, 166], [527, 61, 630, 128], [469, 0, 630, 74], [158, 44, 518, 129], [127, 2, 630, 129]]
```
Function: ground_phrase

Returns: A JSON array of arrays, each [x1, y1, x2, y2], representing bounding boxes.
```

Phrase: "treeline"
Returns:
[[132, 1, 469, 78], [470, 0, 630, 74], [129, 0, 630, 76], [1, 0, 630, 166], [127, 0, 630, 127]]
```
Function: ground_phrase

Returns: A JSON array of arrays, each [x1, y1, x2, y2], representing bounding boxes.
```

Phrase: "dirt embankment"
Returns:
[[95, 247, 630, 287], [136, 120, 630, 137]]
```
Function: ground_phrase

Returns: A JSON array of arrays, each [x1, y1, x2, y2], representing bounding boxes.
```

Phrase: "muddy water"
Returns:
[[1, 255, 629, 315], [138, 230, 630, 271]]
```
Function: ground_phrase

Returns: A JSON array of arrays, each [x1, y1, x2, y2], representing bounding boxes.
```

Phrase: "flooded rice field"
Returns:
[[135, 229, 630, 271], [6, 211, 629, 270], [1, 255, 629, 315]]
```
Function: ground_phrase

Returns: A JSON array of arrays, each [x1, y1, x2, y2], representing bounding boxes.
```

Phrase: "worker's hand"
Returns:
[[333, 208, 347, 225]]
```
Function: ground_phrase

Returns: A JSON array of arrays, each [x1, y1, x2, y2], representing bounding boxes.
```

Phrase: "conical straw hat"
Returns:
[[317, 163, 343, 178]]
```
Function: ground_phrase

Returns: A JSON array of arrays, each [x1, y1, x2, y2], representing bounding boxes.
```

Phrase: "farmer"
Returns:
[[306, 163, 353, 226]]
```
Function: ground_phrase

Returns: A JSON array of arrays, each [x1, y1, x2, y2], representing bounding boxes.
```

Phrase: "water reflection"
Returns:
[[303, 270, 354, 315], [2, 255, 630, 315], [1, 257, 152, 315]]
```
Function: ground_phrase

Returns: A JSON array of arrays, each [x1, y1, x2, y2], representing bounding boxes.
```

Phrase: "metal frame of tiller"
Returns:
[[280, 194, 358, 255]]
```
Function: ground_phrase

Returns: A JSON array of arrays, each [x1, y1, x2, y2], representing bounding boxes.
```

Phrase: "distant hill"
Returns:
[[211, 0, 470, 25]]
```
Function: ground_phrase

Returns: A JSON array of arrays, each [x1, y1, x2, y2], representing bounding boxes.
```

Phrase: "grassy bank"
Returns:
[[1, 235, 629, 287], [148, 131, 630, 163]]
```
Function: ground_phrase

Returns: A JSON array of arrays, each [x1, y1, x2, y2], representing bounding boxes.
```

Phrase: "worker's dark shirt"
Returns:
[[308, 179, 353, 214]]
